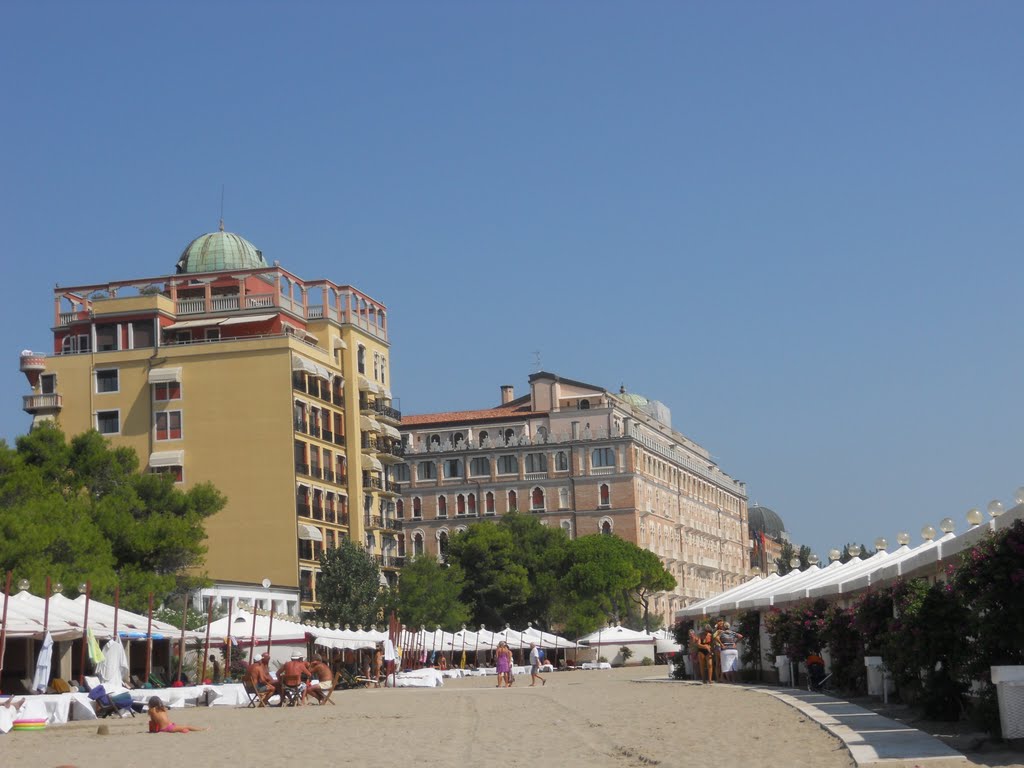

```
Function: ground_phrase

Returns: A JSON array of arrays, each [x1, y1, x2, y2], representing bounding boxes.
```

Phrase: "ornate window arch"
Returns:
[[507, 489, 518, 512], [437, 495, 448, 518], [412, 530, 425, 556], [485, 491, 495, 515], [412, 496, 422, 518], [531, 486, 545, 511], [599, 516, 614, 535], [599, 483, 611, 508]]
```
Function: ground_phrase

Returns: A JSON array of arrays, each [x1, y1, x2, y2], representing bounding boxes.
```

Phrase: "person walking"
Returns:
[[529, 643, 546, 687], [495, 641, 512, 687], [717, 622, 744, 683]]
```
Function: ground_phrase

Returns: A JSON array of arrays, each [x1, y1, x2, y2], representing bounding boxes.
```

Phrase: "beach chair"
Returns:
[[279, 673, 304, 707], [242, 675, 272, 708], [88, 685, 135, 718], [310, 672, 342, 705], [337, 668, 369, 690]]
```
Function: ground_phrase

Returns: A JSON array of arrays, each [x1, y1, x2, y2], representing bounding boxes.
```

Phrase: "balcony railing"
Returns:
[[364, 476, 382, 490], [323, 469, 335, 483], [308, 425, 321, 439], [334, 434, 346, 446], [381, 518, 403, 532], [23, 394, 63, 412], [295, 462, 310, 475], [361, 436, 378, 452], [322, 429, 333, 443], [296, 501, 311, 518], [365, 515, 383, 529], [312, 505, 324, 521], [374, 555, 405, 569], [309, 466, 322, 479], [294, 419, 308, 433], [374, 402, 402, 421], [379, 443, 405, 458]]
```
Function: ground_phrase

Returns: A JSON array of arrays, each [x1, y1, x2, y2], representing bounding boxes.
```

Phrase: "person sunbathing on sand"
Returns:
[[147, 697, 207, 733]]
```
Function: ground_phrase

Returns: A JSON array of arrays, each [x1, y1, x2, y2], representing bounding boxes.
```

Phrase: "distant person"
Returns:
[[687, 629, 700, 681], [717, 622, 744, 683], [208, 654, 222, 684], [307, 654, 334, 704], [148, 696, 207, 733], [697, 625, 714, 684], [245, 652, 277, 702], [373, 644, 384, 688], [529, 643, 546, 687], [278, 652, 312, 704]]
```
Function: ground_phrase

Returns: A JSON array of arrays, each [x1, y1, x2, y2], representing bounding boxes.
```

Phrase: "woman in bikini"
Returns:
[[148, 697, 207, 733]]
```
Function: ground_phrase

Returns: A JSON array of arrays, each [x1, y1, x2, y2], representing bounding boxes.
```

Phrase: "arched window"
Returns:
[[413, 532, 424, 556], [508, 490, 517, 512], [396, 499, 404, 518], [437, 496, 447, 518], [560, 520, 573, 537], [412, 497, 422, 518], [559, 487, 570, 509], [531, 487, 545, 512], [504, 428, 515, 444], [478, 431, 489, 446], [599, 483, 610, 508], [555, 451, 568, 471], [453, 432, 464, 447], [536, 426, 548, 443], [601, 520, 612, 535], [485, 492, 495, 515], [430, 434, 441, 446], [438, 531, 450, 560], [579, 399, 590, 410], [467, 493, 477, 516], [456, 494, 466, 516]]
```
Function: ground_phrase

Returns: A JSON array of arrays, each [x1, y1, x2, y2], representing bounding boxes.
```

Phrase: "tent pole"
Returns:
[[43, 576, 51, 633], [144, 593, 153, 683], [200, 596, 213, 683], [226, 597, 233, 675], [0, 571, 12, 692], [176, 596, 188, 683], [248, 605, 257, 665], [78, 581, 91, 685], [113, 586, 120, 640], [266, 606, 274, 656]]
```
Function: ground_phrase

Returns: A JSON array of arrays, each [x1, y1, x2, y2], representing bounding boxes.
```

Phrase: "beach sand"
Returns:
[[2, 668, 859, 768]]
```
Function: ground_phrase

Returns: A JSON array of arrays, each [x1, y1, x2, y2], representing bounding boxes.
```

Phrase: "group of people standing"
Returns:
[[688, 619, 744, 684], [494, 641, 547, 688]]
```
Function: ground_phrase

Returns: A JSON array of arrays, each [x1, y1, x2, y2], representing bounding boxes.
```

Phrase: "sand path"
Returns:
[[1, 668, 856, 768]]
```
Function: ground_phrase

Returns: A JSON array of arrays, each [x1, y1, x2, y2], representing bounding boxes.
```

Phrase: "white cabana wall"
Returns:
[[577, 624, 657, 665]]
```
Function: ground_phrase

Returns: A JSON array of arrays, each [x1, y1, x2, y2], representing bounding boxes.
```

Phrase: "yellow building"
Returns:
[[18, 226, 403, 615]]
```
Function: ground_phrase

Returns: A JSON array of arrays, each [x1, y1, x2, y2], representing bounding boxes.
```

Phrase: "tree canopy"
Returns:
[[0, 423, 225, 611], [399, 514, 675, 636], [313, 538, 385, 627]]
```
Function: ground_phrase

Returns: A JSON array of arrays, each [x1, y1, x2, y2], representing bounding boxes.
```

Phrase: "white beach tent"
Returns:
[[519, 625, 576, 650], [578, 624, 657, 665]]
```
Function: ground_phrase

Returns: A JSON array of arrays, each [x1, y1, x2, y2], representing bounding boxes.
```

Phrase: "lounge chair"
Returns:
[[87, 685, 135, 718]]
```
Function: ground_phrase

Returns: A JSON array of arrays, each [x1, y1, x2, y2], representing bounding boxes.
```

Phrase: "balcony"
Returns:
[[295, 462, 310, 476], [296, 501, 311, 518], [312, 505, 324, 521], [365, 515, 383, 529], [334, 434, 346, 446], [364, 475, 382, 491], [381, 518, 403, 532], [323, 469, 335, 483], [308, 425, 321, 439], [375, 554, 405, 570], [309, 466, 322, 479], [374, 402, 402, 422], [322, 429, 333, 443], [324, 507, 336, 524], [361, 436, 378, 453], [378, 442, 405, 459], [23, 393, 63, 415], [294, 419, 308, 434]]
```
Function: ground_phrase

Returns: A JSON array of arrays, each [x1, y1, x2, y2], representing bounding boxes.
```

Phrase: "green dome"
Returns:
[[616, 386, 649, 409], [176, 226, 267, 274]]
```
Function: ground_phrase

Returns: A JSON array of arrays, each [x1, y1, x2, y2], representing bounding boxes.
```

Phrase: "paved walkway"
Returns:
[[752, 686, 968, 768]]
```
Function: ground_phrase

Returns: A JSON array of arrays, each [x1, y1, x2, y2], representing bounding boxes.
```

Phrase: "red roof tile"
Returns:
[[401, 402, 541, 427]]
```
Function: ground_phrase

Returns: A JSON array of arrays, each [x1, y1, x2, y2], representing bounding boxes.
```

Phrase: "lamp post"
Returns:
[[262, 579, 273, 657]]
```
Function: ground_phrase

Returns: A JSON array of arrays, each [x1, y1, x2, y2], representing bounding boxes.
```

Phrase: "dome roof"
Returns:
[[176, 225, 267, 274], [748, 505, 786, 540], [616, 386, 649, 409]]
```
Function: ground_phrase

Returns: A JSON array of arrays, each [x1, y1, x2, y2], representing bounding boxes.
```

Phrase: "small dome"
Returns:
[[617, 386, 649, 409], [176, 225, 267, 274], [748, 505, 786, 540]]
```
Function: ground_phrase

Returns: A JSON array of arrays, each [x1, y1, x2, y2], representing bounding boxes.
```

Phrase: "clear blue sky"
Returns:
[[2, 2, 1021, 561]]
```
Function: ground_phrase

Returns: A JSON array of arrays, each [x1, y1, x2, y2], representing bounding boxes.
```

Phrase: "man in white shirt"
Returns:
[[529, 643, 546, 687]]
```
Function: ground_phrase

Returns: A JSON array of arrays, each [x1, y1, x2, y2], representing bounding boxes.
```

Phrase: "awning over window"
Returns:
[[331, 337, 347, 350], [164, 318, 224, 330], [380, 388, 392, 400], [219, 313, 276, 326], [380, 423, 401, 439], [147, 367, 182, 385], [359, 415, 381, 432], [149, 450, 184, 468], [358, 376, 380, 393], [365, 456, 384, 471], [291, 353, 335, 382], [297, 523, 323, 542]]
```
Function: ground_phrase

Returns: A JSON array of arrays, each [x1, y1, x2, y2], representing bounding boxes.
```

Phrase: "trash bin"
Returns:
[[865, 656, 884, 696], [776, 655, 790, 684], [992, 666, 1024, 739]]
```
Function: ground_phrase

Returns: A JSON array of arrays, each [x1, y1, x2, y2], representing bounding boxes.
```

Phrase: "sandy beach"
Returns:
[[1, 667, 860, 768]]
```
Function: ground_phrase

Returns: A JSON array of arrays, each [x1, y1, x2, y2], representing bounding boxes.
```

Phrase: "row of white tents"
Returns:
[[0, 589, 181, 641], [678, 503, 1022, 621]]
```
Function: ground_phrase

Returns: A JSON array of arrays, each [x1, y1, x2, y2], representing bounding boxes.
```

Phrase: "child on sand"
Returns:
[[147, 697, 207, 733]]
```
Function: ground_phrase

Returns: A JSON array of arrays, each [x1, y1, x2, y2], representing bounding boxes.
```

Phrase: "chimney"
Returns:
[[500, 385, 514, 404]]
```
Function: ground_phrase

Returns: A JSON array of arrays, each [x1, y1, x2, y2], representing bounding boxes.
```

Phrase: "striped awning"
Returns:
[[358, 376, 380, 393], [359, 415, 381, 432], [365, 456, 384, 471], [291, 353, 334, 381], [297, 523, 323, 542]]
